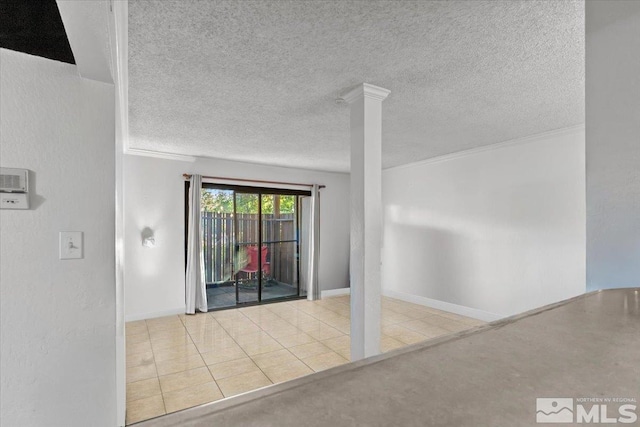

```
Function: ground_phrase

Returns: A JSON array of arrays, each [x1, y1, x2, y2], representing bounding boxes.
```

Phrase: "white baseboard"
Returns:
[[382, 289, 504, 322], [321, 287, 351, 298], [125, 307, 185, 322]]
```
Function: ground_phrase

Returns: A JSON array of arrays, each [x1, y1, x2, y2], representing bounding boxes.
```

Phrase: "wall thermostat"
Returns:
[[0, 168, 30, 209]]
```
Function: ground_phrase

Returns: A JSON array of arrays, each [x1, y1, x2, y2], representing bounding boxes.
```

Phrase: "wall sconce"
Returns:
[[141, 227, 155, 248]]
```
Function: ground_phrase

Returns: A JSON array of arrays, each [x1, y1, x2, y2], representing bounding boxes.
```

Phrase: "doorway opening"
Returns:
[[186, 182, 311, 310]]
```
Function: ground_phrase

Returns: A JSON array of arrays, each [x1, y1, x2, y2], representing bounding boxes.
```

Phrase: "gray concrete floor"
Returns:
[[136, 289, 640, 427]]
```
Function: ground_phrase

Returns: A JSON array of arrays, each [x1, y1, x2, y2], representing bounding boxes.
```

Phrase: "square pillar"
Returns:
[[342, 83, 390, 360]]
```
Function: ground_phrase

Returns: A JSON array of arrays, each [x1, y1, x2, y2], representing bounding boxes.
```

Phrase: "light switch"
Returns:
[[60, 231, 83, 260]]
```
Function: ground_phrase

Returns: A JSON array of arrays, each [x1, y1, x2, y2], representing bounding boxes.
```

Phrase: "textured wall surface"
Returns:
[[123, 154, 350, 320], [0, 49, 116, 426], [586, 1, 640, 291], [382, 127, 586, 317], [128, 0, 584, 172]]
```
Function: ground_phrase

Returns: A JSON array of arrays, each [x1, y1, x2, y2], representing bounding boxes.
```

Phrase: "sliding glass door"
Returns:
[[234, 191, 260, 304], [195, 183, 309, 310], [261, 194, 299, 301]]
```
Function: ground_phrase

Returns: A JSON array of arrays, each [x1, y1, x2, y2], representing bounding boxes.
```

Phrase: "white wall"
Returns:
[[0, 50, 116, 426], [124, 154, 350, 320], [382, 127, 586, 318], [585, 1, 640, 291]]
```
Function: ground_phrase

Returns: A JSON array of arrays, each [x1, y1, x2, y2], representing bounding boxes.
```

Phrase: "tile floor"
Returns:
[[125, 295, 485, 424]]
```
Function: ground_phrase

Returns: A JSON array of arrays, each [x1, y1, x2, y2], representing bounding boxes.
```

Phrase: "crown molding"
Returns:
[[384, 124, 585, 172], [125, 148, 197, 162], [341, 83, 391, 103]]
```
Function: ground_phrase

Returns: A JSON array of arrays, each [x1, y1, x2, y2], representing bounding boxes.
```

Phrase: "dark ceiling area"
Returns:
[[0, 0, 75, 64]]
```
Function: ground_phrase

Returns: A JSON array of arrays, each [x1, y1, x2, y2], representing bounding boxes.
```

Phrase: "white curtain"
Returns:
[[307, 184, 321, 300], [185, 174, 207, 314]]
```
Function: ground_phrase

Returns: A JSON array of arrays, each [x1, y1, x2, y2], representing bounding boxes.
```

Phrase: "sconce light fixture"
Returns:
[[141, 227, 155, 248]]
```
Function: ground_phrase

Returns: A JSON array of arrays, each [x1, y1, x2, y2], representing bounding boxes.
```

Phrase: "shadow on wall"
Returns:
[[28, 170, 46, 210], [383, 205, 531, 315], [385, 222, 465, 304]]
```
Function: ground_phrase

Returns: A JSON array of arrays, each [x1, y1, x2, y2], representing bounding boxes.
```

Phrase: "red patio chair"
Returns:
[[239, 245, 270, 277]]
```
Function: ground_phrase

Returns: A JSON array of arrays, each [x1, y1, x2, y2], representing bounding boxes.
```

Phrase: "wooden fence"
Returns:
[[202, 212, 297, 285]]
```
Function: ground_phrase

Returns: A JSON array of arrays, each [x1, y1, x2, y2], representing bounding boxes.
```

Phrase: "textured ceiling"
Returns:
[[128, 0, 584, 172]]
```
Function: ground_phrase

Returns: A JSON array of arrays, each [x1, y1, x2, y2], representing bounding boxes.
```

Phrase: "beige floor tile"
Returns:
[[127, 350, 155, 369], [146, 316, 185, 333], [153, 342, 199, 362], [265, 305, 297, 317], [124, 296, 478, 425], [191, 331, 237, 352], [250, 349, 298, 370], [295, 319, 324, 332], [260, 323, 299, 339], [235, 332, 284, 356], [185, 321, 226, 336], [127, 363, 157, 383], [238, 305, 272, 314], [223, 319, 260, 333], [302, 351, 349, 372], [148, 326, 188, 341], [216, 370, 272, 397], [208, 357, 260, 380], [242, 310, 281, 322], [150, 334, 193, 352], [321, 335, 350, 352], [461, 318, 487, 327], [438, 319, 471, 333], [127, 331, 151, 345], [400, 308, 431, 320], [288, 341, 332, 359], [251, 316, 288, 328], [276, 332, 316, 348], [185, 322, 221, 336], [422, 314, 460, 327], [335, 346, 351, 360], [223, 323, 262, 338], [401, 320, 450, 338], [383, 324, 429, 345], [381, 311, 412, 325], [334, 323, 352, 335], [239, 340, 284, 356], [125, 394, 165, 425], [262, 359, 314, 384], [155, 353, 205, 376], [126, 320, 148, 336], [126, 377, 161, 403], [127, 340, 152, 356], [159, 366, 213, 393], [200, 344, 247, 366], [233, 331, 273, 346], [381, 335, 405, 352], [210, 309, 246, 319], [305, 324, 344, 341], [180, 313, 217, 327], [284, 313, 318, 326], [163, 381, 224, 414], [321, 317, 351, 331]]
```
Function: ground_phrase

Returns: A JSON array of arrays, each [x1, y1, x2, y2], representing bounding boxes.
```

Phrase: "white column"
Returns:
[[343, 83, 390, 361]]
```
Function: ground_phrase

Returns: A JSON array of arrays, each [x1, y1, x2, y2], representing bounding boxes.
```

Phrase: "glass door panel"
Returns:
[[261, 194, 299, 301], [235, 192, 260, 304], [201, 188, 236, 310]]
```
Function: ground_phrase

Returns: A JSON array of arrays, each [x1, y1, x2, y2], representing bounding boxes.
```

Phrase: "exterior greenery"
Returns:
[[201, 189, 295, 214]]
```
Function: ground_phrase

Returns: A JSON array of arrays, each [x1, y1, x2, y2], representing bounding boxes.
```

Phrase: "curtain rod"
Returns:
[[182, 174, 326, 189]]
